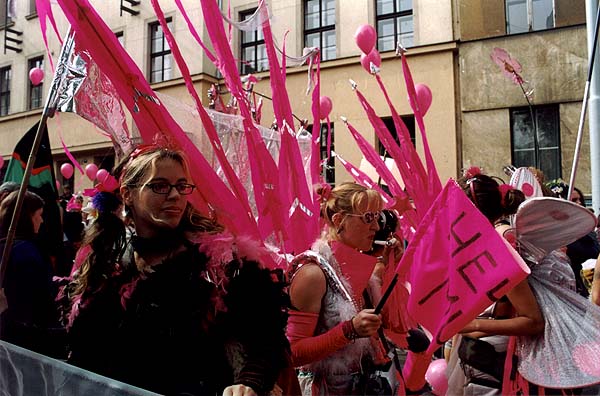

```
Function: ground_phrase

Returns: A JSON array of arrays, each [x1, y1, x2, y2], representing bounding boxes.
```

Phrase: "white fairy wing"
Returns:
[[510, 167, 544, 199], [517, 251, 600, 388], [515, 197, 596, 256]]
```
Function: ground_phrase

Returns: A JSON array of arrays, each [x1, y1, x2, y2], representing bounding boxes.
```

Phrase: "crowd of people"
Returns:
[[1, 145, 600, 396]]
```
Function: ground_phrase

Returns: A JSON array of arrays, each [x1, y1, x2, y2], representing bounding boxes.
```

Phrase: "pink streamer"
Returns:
[[400, 54, 442, 197], [151, 0, 253, 217], [53, 113, 84, 175], [343, 119, 404, 197], [333, 152, 392, 203], [35, 0, 63, 70], [56, 0, 261, 242], [309, 53, 323, 218], [174, 0, 216, 64], [198, 0, 290, 247], [260, 6, 317, 253]]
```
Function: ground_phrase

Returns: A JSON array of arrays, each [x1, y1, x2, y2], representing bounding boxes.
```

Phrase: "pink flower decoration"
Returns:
[[464, 166, 482, 179], [491, 47, 525, 85]]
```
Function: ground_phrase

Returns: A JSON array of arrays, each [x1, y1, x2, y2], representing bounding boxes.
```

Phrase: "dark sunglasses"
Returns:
[[138, 182, 196, 195], [346, 211, 381, 224]]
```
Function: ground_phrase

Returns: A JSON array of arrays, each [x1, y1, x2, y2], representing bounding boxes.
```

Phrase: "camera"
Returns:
[[373, 209, 398, 244]]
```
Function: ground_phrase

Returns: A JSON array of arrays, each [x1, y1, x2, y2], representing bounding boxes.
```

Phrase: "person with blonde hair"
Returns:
[[286, 182, 402, 395]]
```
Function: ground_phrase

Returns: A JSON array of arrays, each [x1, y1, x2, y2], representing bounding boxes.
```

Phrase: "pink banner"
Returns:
[[397, 180, 530, 353]]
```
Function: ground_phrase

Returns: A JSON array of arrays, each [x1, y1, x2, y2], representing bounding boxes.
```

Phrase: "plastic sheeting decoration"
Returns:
[[0, 340, 160, 396]]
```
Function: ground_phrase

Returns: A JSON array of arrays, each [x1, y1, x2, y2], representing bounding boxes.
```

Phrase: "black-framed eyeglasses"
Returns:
[[346, 211, 382, 224], [139, 182, 196, 195]]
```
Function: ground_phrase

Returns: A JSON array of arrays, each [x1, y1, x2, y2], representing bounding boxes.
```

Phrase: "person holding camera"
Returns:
[[286, 182, 403, 395]]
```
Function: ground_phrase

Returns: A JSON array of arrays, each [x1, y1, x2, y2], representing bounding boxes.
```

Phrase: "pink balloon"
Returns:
[[29, 67, 44, 86], [0, 156, 4, 169], [425, 359, 448, 396], [415, 83, 433, 115], [96, 169, 109, 183], [85, 163, 99, 181], [319, 96, 333, 120], [60, 163, 74, 179], [354, 24, 377, 54], [360, 49, 381, 73]]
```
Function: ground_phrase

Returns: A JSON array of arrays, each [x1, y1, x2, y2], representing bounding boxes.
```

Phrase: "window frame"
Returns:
[[0, 66, 11, 116], [306, 122, 336, 185], [375, 0, 414, 51], [303, 0, 336, 61], [27, 56, 44, 110], [148, 19, 173, 84], [506, 0, 555, 34], [510, 104, 561, 180], [239, 8, 267, 75]]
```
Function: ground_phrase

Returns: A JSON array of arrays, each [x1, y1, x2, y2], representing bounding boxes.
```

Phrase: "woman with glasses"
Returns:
[[286, 182, 402, 395], [64, 146, 289, 396]]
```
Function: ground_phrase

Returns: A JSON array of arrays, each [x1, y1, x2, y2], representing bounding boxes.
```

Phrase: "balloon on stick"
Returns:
[[85, 163, 98, 180], [425, 359, 448, 396], [60, 163, 74, 179], [319, 96, 333, 120], [96, 168, 109, 183], [415, 83, 433, 115], [28, 68, 44, 86], [360, 49, 381, 73], [354, 24, 377, 54]]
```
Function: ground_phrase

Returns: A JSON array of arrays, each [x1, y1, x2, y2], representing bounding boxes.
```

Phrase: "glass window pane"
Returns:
[[151, 36, 163, 53], [399, 0, 412, 12], [377, 0, 394, 15], [378, 18, 395, 38], [242, 29, 254, 44], [506, 0, 528, 34], [536, 107, 559, 147], [514, 149, 535, 168], [512, 110, 534, 149], [243, 46, 256, 65], [322, 8, 335, 26], [378, 35, 396, 52], [398, 15, 413, 47], [305, 12, 319, 30], [305, 32, 320, 48], [532, 0, 553, 30], [306, 0, 320, 14], [539, 148, 560, 180], [323, 29, 336, 47], [323, 45, 336, 61]]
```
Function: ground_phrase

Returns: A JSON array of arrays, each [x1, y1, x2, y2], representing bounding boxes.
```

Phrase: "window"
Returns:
[[240, 9, 267, 75], [378, 116, 416, 157], [149, 19, 173, 83], [0, 66, 11, 116], [29, 0, 37, 16], [0, 0, 8, 26], [115, 31, 124, 46], [28, 57, 43, 110], [376, 0, 413, 51], [506, 0, 554, 34], [511, 105, 560, 180], [307, 123, 335, 185], [304, 0, 336, 61]]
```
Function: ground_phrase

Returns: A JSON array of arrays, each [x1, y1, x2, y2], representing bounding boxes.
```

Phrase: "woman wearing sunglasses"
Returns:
[[286, 182, 401, 395], [63, 146, 289, 396]]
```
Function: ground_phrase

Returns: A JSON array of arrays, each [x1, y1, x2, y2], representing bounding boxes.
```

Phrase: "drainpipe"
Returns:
[[586, 0, 600, 212]]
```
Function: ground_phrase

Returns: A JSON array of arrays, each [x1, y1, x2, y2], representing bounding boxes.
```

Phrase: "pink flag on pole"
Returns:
[[397, 179, 530, 353]]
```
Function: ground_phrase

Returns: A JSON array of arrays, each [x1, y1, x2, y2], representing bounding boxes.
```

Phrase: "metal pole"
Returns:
[[0, 30, 74, 286], [576, 0, 600, 207]]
